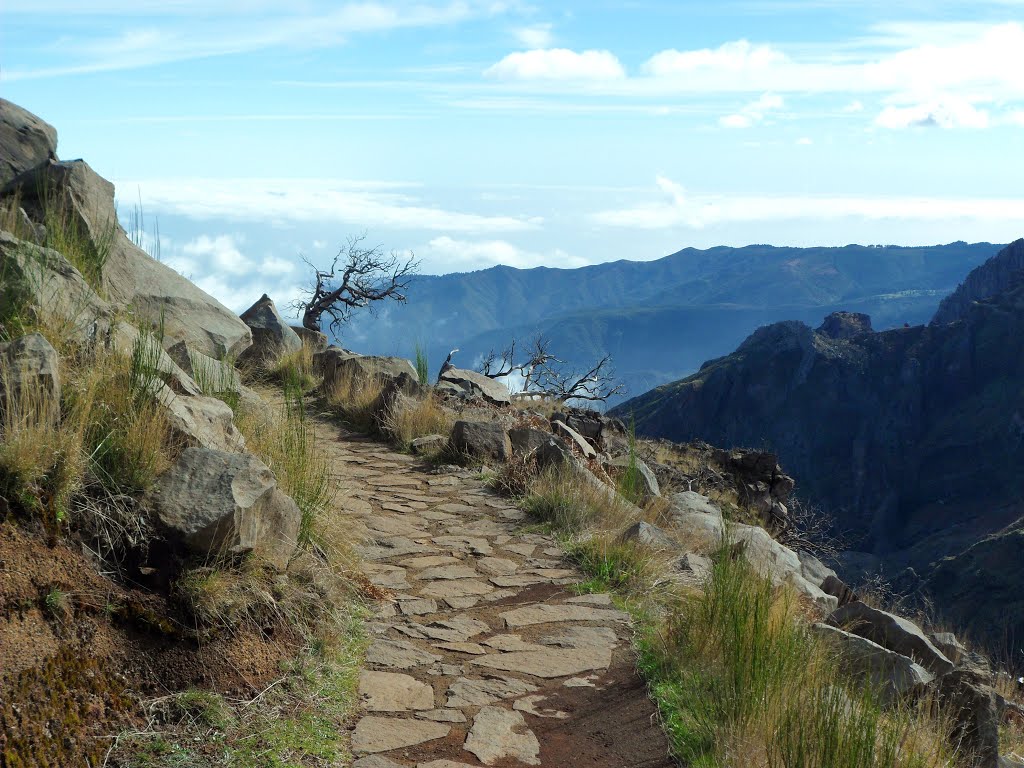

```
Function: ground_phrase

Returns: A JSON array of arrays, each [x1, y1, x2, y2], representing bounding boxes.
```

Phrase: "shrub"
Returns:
[[324, 368, 385, 433], [414, 343, 429, 386]]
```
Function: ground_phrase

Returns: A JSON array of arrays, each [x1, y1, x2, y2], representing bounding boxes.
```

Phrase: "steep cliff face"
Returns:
[[932, 238, 1024, 325], [616, 240, 1024, 577]]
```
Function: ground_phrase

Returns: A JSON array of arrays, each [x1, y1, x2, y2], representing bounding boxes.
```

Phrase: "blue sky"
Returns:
[[3, 0, 1024, 313]]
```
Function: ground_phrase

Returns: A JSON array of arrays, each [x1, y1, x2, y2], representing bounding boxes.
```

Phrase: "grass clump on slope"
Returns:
[[518, 462, 959, 768]]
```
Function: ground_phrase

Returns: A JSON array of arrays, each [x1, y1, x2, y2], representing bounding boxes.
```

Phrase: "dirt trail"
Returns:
[[310, 409, 676, 768]]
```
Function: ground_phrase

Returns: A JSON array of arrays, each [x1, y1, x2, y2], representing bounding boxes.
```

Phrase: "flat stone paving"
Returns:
[[314, 417, 675, 768]]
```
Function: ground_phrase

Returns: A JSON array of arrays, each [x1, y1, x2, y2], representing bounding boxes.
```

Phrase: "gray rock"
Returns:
[[353, 757, 407, 768], [445, 676, 537, 707], [0, 231, 113, 345], [112, 325, 202, 397], [797, 550, 837, 586], [827, 602, 953, 675], [608, 455, 660, 499], [153, 447, 300, 569], [499, 604, 630, 627], [411, 434, 448, 455], [676, 552, 713, 580], [358, 671, 435, 712], [0, 98, 57, 188], [438, 366, 511, 406], [238, 294, 302, 365], [464, 707, 540, 765], [811, 623, 934, 705], [366, 639, 442, 670], [153, 384, 246, 453], [165, 340, 239, 397], [731, 523, 838, 612], [669, 490, 722, 518], [317, 347, 416, 389], [668, 510, 726, 552], [551, 419, 597, 459], [619, 521, 676, 550], [508, 426, 553, 458], [937, 669, 1002, 768], [450, 420, 511, 464], [534, 436, 574, 468], [0, 332, 60, 417], [351, 717, 449, 754], [469, 647, 613, 678], [820, 575, 858, 607], [9, 161, 252, 358], [290, 325, 328, 353]]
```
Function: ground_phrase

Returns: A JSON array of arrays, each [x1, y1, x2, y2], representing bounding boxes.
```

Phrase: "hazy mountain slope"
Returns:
[[341, 242, 1000, 404]]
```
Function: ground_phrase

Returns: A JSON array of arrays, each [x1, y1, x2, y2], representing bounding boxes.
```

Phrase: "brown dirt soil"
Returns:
[[0, 521, 300, 767]]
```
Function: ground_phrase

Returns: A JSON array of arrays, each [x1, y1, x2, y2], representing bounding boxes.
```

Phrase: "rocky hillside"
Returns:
[[346, 241, 1000, 405], [614, 239, 1024, 648]]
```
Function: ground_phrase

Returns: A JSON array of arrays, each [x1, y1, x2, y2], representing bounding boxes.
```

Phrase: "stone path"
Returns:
[[315, 421, 676, 768]]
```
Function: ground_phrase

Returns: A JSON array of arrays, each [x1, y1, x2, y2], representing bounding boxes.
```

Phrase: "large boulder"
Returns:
[[730, 523, 838, 612], [811, 623, 934, 705], [153, 447, 300, 569], [238, 294, 302, 365], [152, 384, 246, 453], [110, 325, 202, 397], [0, 332, 60, 418], [0, 231, 113, 344], [8, 160, 252, 358], [438, 367, 511, 406], [316, 347, 416, 390], [669, 490, 722, 518], [508, 427, 553, 459], [0, 99, 57, 189], [619, 521, 675, 550], [826, 602, 954, 676], [450, 420, 511, 464]]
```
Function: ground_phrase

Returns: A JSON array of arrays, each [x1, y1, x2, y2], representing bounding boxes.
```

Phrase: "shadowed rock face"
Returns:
[[616, 240, 1024, 645]]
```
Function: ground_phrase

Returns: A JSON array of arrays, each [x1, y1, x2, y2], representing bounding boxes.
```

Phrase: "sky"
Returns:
[[3, 0, 1024, 314]]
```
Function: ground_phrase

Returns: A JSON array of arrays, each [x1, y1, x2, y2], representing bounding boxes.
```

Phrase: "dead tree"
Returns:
[[294, 234, 419, 335], [478, 336, 625, 403], [533, 353, 626, 403]]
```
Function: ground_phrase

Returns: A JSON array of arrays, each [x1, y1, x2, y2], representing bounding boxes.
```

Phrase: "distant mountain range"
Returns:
[[341, 242, 1002, 406], [613, 239, 1024, 649]]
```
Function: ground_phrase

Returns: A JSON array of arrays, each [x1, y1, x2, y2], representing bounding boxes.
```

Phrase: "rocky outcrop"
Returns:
[[153, 384, 246, 453], [290, 325, 328, 353], [437, 367, 511, 406], [811, 623, 934, 705], [933, 239, 1024, 325], [817, 311, 872, 339], [153, 447, 300, 569], [7, 158, 252, 358], [238, 294, 302, 364], [0, 99, 57, 188], [827, 602, 953, 675]]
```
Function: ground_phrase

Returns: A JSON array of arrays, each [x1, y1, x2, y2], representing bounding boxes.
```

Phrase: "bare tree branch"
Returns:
[[476, 336, 623, 403], [291, 233, 419, 336]]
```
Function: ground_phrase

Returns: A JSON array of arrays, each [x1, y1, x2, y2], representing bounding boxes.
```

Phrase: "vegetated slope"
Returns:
[[342, 242, 999, 405], [613, 239, 1024, 648]]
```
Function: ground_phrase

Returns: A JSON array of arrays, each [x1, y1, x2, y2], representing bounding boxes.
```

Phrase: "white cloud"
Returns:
[[514, 23, 554, 48], [797, 137, 813, 145], [719, 92, 784, 128], [875, 95, 990, 129], [118, 178, 541, 234], [422, 236, 589, 272], [593, 176, 1024, 230], [842, 100, 865, 113], [644, 40, 788, 77], [183, 234, 250, 275], [484, 49, 626, 81]]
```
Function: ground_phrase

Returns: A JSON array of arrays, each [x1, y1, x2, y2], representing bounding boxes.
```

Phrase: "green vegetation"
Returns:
[[518, 462, 958, 768], [414, 342, 430, 386], [189, 347, 241, 411], [39, 183, 116, 292]]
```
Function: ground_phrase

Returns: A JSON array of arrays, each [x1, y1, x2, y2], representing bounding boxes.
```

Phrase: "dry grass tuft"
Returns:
[[324, 368, 386, 433], [380, 392, 453, 451]]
